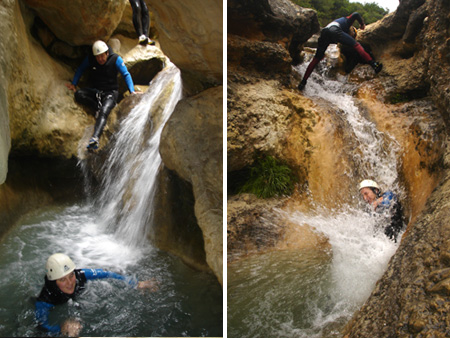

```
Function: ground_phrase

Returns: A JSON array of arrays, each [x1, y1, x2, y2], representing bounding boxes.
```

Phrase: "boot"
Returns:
[[369, 60, 383, 74], [87, 137, 99, 151], [298, 79, 307, 91], [139, 35, 149, 46]]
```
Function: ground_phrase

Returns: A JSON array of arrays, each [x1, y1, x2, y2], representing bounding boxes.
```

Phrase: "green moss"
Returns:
[[239, 155, 297, 198], [390, 93, 410, 104]]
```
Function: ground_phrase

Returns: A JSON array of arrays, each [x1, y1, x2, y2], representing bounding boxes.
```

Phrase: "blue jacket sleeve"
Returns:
[[35, 301, 61, 334], [82, 268, 138, 287], [116, 56, 135, 93], [380, 191, 396, 207], [72, 56, 90, 86]]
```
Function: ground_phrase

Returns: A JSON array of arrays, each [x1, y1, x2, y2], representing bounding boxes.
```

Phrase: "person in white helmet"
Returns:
[[359, 179, 404, 242], [65, 40, 138, 151], [35, 253, 158, 336]]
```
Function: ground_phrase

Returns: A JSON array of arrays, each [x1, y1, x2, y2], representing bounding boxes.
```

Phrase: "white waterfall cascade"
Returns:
[[275, 47, 403, 336], [228, 46, 406, 338], [96, 62, 182, 247], [296, 45, 401, 189]]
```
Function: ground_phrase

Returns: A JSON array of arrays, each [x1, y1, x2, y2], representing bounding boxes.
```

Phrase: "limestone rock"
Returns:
[[160, 86, 223, 284], [228, 0, 319, 65], [23, 0, 127, 46], [148, 0, 222, 83], [227, 194, 330, 262], [0, 0, 15, 184]]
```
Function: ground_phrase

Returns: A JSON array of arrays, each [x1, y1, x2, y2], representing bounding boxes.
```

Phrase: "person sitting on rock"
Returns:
[[359, 179, 404, 242], [129, 0, 156, 46], [65, 40, 137, 151], [35, 253, 158, 336], [297, 12, 383, 90]]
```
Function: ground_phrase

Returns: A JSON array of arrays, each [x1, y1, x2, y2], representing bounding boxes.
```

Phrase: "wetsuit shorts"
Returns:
[[315, 25, 357, 60]]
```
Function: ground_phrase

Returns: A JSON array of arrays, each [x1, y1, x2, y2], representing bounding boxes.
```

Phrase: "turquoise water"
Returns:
[[0, 203, 222, 337]]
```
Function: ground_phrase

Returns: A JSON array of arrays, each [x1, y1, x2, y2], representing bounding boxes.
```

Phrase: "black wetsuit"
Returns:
[[35, 268, 136, 333], [129, 0, 150, 38], [299, 12, 374, 85], [70, 46, 135, 140], [376, 191, 404, 242]]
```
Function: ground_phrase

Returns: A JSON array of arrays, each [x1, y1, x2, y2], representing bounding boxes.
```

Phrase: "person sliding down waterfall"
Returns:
[[297, 12, 383, 91], [359, 179, 404, 242], [65, 40, 138, 151], [35, 253, 159, 336]]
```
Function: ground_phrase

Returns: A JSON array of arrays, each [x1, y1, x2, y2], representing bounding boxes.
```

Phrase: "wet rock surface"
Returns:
[[343, 144, 450, 337], [1, 0, 223, 284], [228, 0, 450, 334]]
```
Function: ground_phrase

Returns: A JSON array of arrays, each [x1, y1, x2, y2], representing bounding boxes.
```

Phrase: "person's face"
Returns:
[[360, 187, 377, 204], [95, 51, 108, 65], [56, 271, 76, 294]]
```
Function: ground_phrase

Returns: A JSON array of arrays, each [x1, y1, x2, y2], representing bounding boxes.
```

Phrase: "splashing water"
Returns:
[[228, 46, 402, 337], [97, 62, 182, 246], [0, 62, 222, 337], [296, 45, 401, 190], [0, 204, 222, 337]]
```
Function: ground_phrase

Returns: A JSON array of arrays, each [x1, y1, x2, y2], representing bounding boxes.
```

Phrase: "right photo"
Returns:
[[227, 0, 450, 337]]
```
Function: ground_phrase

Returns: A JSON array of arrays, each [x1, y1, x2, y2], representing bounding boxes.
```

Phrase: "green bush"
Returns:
[[239, 155, 297, 198], [291, 0, 388, 27]]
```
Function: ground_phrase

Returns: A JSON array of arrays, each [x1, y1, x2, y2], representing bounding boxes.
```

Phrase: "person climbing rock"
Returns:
[[297, 12, 383, 91], [359, 179, 404, 242], [35, 253, 159, 336], [65, 40, 137, 151], [129, 0, 156, 46]]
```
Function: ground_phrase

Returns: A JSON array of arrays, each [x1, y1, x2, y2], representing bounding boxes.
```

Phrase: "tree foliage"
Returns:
[[291, 0, 389, 26]]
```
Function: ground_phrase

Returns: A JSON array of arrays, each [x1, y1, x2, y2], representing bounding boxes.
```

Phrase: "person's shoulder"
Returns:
[[36, 286, 54, 305], [382, 190, 399, 202]]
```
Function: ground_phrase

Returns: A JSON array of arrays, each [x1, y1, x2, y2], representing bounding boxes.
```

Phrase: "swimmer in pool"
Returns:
[[35, 253, 158, 336]]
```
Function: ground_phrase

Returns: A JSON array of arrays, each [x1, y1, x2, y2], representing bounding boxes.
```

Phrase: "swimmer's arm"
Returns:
[[82, 268, 159, 291], [35, 301, 61, 333], [82, 268, 138, 287]]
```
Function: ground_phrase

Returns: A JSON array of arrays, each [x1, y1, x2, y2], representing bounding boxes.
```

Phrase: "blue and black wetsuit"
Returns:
[[376, 191, 404, 242], [71, 46, 135, 140], [35, 268, 137, 334], [300, 13, 374, 86]]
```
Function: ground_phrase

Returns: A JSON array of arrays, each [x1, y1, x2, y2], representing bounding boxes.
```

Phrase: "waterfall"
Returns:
[[96, 62, 182, 246], [297, 46, 401, 190], [228, 46, 404, 338]]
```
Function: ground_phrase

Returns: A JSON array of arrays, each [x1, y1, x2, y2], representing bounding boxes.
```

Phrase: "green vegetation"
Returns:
[[389, 93, 410, 104], [291, 0, 389, 26], [239, 155, 297, 199]]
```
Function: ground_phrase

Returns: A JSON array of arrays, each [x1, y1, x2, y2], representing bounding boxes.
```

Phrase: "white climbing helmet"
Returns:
[[92, 40, 108, 56], [359, 179, 380, 191], [46, 253, 76, 281]]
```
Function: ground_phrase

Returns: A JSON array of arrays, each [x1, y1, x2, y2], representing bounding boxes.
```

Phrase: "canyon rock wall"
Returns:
[[0, 0, 222, 283], [228, 0, 450, 334]]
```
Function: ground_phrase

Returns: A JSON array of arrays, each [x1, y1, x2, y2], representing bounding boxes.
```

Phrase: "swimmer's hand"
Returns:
[[61, 318, 82, 337], [137, 278, 159, 292]]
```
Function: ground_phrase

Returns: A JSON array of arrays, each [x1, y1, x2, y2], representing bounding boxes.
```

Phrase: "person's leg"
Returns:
[[137, 0, 155, 45], [129, 0, 144, 37], [74, 88, 99, 111], [339, 31, 382, 73], [139, 0, 150, 37], [91, 91, 118, 141], [298, 30, 329, 90]]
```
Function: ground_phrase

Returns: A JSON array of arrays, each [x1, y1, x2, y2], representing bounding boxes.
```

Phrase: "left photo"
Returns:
[[0, 0, 223, 337]]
